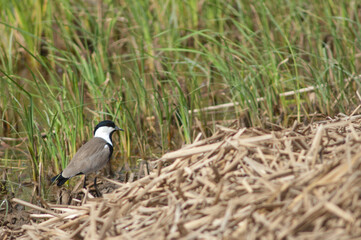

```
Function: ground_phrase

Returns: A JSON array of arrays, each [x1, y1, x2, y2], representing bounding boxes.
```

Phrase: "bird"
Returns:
[[51, 120, 123, 196]]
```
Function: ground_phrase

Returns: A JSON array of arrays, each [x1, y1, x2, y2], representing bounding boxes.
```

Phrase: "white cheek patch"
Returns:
[[104, 145, 109, 149], [94, 126, 115, 146]]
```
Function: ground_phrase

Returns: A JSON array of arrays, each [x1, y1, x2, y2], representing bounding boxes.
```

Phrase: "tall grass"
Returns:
[[0, 0, 360, 198]]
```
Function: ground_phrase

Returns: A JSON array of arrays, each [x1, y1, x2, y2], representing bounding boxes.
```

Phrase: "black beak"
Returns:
[[115, 126, 124, 131]]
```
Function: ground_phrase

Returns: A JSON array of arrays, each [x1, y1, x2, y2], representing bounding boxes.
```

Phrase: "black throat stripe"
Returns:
[[107, 143, 114, 158]]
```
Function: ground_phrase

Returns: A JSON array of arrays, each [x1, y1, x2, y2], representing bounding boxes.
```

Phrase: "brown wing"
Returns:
[[62, 138, 111, 178]]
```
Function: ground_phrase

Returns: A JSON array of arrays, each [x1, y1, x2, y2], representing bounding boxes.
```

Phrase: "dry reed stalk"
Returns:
[[15, 113, 361, 239]]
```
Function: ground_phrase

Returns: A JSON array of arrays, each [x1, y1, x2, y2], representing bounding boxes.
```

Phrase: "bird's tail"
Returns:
[[51, 173, 69, 186]]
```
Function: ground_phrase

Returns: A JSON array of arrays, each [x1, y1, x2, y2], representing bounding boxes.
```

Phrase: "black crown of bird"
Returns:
[[51, 120, 123, 192]]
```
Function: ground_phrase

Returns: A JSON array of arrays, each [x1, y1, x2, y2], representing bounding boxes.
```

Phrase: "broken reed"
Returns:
[[15, 113, 361, 239]]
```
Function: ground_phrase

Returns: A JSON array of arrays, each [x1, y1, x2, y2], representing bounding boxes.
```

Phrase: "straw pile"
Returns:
[[16, 113, 361, 239]]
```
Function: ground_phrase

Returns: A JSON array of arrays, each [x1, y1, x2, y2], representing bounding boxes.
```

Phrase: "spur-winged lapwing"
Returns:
[[51, 120, 123, 195]]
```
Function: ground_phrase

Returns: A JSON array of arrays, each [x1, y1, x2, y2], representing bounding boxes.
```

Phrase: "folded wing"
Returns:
[[62, 138, 112, 178]]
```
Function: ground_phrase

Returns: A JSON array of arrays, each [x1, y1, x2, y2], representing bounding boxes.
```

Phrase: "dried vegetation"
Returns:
[[9, 112, 361, 239]]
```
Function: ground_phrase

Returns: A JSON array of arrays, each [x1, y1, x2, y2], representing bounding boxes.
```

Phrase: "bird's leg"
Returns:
[[83, 176, 87, 189], [94, 177, 102, 197]]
